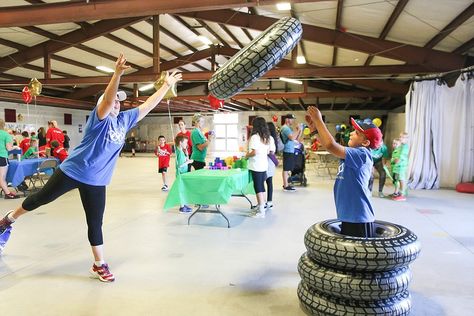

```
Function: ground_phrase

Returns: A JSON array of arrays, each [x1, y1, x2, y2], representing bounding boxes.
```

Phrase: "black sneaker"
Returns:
[[283, 186, 296, 192]]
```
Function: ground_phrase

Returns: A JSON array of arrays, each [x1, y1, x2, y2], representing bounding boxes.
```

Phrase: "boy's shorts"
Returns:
[[158, 167, 168, 173]]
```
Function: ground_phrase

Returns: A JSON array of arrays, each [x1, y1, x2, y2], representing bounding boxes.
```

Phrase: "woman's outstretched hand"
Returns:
[[115, 53, 130, 76], [165, 71, 183, 87]]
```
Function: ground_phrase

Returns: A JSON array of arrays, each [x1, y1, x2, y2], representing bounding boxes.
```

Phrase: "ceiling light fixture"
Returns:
[[296, 55, 306, 64], [197, 35, 213, 45], [276, 2, 291, 11], [139, 83, 154, 92], [279, 77, 303, 85], [96, 65, 114, 73]]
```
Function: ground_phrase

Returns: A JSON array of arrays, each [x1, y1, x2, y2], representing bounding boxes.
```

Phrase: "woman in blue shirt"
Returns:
[[0, 53, 182, 282]]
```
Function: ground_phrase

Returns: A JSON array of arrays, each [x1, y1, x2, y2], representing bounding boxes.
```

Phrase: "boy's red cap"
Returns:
[[350, 118, 383, 149]]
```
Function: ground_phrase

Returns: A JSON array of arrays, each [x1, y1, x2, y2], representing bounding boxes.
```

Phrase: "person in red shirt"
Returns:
[[46, 120, 65, 147], [154, 135, 171, 191], [50, 140, 68, 163], [19, 131, 31, 154], [176, 120, 192, 172]]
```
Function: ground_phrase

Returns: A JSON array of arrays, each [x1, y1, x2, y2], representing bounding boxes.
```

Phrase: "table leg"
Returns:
[[235, 191, 255, 208], [187, 205, 230, 228]]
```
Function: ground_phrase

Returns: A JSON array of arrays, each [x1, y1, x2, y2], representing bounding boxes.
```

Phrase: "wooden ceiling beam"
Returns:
[[298, 97, 306, 111], [0, 89, 94, 110], [104, 34, 153, 58], [280, 98, 292, 111], [61, 49, 216, 100], [0, 1, 320, 27], [452, 37, 474, 55], [75, 44, 144, 70], [364, 0, 409, 66], [332, 0, 344, 66], [171, 15, 231, 48], [0, 17, 147, 73], [3, 65, 437, 86], [124, 25, 206, 71], [219, 24, 244, 48], [424, 3, 474, 49], [179, 9, 465, 70]]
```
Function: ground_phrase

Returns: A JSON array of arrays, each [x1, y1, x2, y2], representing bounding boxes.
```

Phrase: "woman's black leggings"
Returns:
[[266, 176, 273, 202], [22, 169, 106, 246], [368, 159, 386, 192]]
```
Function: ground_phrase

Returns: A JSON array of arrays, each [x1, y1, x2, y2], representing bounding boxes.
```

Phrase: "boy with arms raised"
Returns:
[[305, 106, 382, 237]]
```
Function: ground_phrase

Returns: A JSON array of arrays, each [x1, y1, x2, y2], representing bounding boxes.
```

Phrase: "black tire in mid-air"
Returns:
[[297, 281, 412, 316], [304, 219, 421, 272], [298, 252, 412, 300], [208, 17, 302, 100]]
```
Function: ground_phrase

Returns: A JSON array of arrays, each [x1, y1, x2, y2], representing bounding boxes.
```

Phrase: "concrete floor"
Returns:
[[0, 154, 473, 316]]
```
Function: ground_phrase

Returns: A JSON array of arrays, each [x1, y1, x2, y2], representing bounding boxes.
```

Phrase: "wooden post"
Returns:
[[153, 15, 160, 74], [44, 48, 51, 79]]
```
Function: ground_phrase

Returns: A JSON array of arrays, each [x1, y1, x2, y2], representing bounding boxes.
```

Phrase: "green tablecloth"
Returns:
[[164, 168, 255, 210]]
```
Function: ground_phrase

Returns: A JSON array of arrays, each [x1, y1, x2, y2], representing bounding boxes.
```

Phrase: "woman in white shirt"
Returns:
[[245, 117, 275, 218]]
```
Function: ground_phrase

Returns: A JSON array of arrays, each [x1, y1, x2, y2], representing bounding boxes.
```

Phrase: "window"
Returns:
[[64, 113, 72, 125], [213, 113, 239, 157], [4, 109, 16, 123]]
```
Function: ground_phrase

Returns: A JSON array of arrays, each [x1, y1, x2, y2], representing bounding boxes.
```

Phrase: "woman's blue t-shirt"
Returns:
[[60, 107, 139, 186], [333, 147, 375, 223]]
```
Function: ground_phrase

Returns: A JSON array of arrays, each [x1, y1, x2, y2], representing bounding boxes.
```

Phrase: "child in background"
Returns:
[[246, 117, 275, 219], [305, 106, 382, 238], [175, 135, 194, 213], [155, 135, 171, 191], [19, 131, 30, 154], [51, 140, 69, 163], [391, 133, 409, 201], [369, 141, 389, 197], [22, 138, 41, 159]]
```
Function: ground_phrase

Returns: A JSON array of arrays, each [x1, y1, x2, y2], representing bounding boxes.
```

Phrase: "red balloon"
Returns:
[[22, 86, 32, 104], [272, 114, 278, 122], [208, 94, 224, 110]]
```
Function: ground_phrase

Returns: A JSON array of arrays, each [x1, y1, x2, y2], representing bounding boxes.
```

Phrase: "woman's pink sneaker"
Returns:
[[90, 263, 115, 282]]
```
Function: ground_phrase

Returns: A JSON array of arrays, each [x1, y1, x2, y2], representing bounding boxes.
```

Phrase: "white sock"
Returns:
[[267, 201, 273, 206], [95, 260, 105, 266], [7, 211, 15, 223], [258, 205, 265, 213]]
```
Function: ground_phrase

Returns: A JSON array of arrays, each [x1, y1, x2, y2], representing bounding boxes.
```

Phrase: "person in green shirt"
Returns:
[[190, 114, 211, 170], [0, 119, 19, 199], [174, 134, 193, 213], [369, 141, 389, 197], [22, 138, 40, 160], [391, 133, 409, 201]]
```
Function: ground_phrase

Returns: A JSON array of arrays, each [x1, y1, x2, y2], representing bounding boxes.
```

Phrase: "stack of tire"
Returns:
[[297, 219, 421, 315]]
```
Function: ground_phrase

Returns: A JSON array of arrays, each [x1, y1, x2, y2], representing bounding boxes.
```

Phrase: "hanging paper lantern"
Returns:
[[373, 117, 382, 127], [208, 94, 224, 110], [272, 114, 278, 122], [28, 78, 42, 96], [22, 86, 32, 104], [303, 127, 311, 136]]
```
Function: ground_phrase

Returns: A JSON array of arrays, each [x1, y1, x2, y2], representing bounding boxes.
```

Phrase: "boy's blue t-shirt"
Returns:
[[281, 125, 296, 153], [334, 146, 375, 223], [60, 107, 139, 186]]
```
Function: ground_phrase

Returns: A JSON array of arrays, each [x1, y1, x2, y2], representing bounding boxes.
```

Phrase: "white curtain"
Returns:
[[406, 76, 474, 189]]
